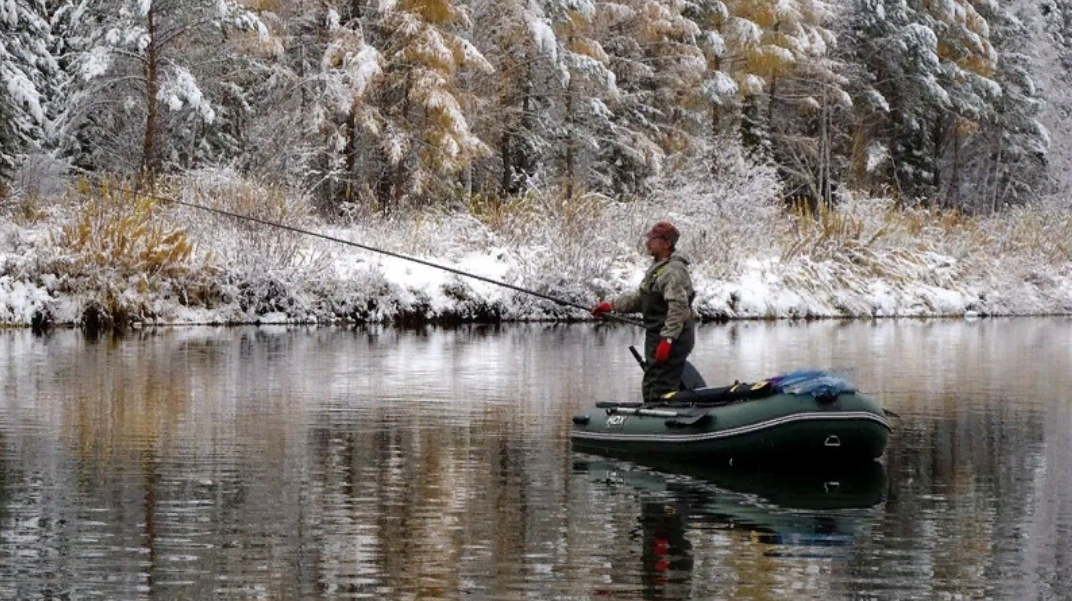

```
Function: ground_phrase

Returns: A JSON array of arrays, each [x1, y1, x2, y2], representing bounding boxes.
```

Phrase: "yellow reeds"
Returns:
[[56, 179, 193, 278]]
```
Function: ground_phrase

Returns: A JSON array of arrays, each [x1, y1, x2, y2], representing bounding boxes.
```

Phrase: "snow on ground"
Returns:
[[0, 229, 1065, 327], [1, 193, 1070, 327]]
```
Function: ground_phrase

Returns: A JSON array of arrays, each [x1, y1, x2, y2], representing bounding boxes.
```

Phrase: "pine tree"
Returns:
[[925, 0, 1001, 206], [714, 0, 845, 199], [955, 0, 1047, 210], [465, 0, 562, 196], [0, 0, 55, 182], [269, 1, 384, 206], [844, 0, 1001, 204], [1035, 0, 1072, 198], [545, 0, 621, 199], [324, 6, 383, 199], [683, 0, 738, 137], [62, 0, 266, 179]]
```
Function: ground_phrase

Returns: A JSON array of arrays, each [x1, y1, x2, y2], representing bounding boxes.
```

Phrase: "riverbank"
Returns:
[[2, 174, 1070, 330]]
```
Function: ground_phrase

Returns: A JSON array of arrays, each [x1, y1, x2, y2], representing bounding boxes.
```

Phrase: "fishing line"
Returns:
[[151, 192, 642, 327]]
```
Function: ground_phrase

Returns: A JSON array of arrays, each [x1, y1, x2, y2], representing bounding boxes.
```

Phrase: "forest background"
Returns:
[[1, 0, 1071, 330]]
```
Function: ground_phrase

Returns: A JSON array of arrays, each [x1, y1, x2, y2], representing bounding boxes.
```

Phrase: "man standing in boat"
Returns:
[[592, 221, 697, 403]]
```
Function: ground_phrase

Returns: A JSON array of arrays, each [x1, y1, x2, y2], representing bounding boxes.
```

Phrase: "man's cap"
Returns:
[[645, 221, 680, 245]]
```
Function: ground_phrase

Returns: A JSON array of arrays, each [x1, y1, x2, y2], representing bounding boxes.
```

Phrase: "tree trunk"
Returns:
[[820, 88, 832, 205], [344, 102, 359, 200], [390, 71, 413, 210], [141, 7, 160, 182], [517, 68, 534, 191], [951, 120, 965, 210], [500, 129, 512, 195], [564, 78, 575, 201], [932, 115, 943, 204]]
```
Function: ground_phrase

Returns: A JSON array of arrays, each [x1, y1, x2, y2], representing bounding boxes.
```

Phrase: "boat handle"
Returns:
[[824, 435, 841, 447]]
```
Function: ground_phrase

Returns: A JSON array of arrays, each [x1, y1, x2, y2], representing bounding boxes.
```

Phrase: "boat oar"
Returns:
[[604, 404, 711, 426]]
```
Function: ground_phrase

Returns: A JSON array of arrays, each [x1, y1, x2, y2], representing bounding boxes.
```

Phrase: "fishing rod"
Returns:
[[161, 194, 642, 326]]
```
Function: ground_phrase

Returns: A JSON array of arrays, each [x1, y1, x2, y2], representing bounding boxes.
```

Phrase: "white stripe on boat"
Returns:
[[570, 411, 891, 444]]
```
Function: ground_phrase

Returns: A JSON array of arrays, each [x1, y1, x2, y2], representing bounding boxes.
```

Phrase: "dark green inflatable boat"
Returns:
[[571, 370, 892, 466]]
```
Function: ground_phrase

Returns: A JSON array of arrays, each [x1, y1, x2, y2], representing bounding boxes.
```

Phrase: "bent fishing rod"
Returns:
[[160, 194, 641, 326]]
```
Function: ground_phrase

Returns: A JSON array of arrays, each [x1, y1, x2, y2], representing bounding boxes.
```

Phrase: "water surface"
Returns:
[[1, 319, 1070, 600]]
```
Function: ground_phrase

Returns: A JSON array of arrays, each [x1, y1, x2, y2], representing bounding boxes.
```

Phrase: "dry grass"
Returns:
[[38, 179, 210, 330], [984, 203, 1072, 265], [467, 189, 609, 244], [466, 193, 538, 231], [772, 195, 1072, 306], [780, 199, 992, 264], [55, 179, 195, 277]]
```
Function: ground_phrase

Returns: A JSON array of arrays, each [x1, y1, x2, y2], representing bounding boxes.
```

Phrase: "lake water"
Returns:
[[1, 318, 1070, 600]]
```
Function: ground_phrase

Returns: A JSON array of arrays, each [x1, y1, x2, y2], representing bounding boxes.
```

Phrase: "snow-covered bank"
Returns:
[[2, 232, 1068, 329], [1, 178, 1071, 329]]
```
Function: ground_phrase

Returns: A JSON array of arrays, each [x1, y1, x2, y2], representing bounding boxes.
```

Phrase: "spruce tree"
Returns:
[[595, 0, 709, 198], [62, 0, 265, 178], [953, 0, 1047, 210], [465, 0, 563, 197], [0, 0, 54, 183]]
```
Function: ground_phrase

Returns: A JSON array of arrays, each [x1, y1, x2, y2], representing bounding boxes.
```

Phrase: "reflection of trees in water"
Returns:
[[305, 404, 545, 598], [2, 323, 1072, 599], [0, 329, 328, 598], [847, 393, 1066, 599], [0, 434, 8, 524], [0, 325, 579, 599]]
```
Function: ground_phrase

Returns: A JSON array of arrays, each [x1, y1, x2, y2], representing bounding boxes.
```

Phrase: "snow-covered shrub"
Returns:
[[10, 151, 70, 203], [35, 180, 204, 329], [649, 140, 783, 278], [176, 168, 328, 274], [56, 181, 194, 277], [415, 138, 788, 314], [169, 168, 340, 321]]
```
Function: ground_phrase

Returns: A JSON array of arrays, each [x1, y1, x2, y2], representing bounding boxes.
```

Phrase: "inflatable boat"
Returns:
[[570, 370, 892, 467]]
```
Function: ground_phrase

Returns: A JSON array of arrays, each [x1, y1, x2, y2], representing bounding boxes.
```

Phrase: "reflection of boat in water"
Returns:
[[641, 456, 890, 510], [571, 371, 892, 467], [573, 454, 887, 555]]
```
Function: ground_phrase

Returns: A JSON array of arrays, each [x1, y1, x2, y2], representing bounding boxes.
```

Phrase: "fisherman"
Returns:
[[592, 221, 696, 403]]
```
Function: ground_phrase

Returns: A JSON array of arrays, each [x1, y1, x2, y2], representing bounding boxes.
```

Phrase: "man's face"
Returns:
[[646, 236, 671, 258]]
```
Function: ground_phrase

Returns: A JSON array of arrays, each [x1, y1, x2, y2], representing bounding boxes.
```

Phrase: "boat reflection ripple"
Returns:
[[573, 454, 887, 560]]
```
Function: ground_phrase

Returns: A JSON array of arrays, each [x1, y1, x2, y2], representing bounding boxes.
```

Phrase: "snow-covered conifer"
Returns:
[[843, 0, 1005, 204], [61, 0, 266, 178], [463, 0, 565, 196], [0, 0, 55, 182], [593, 0, 708, 198], [353, 0, 493, 209], [540, 0, 621, 199], [708, 0, 845, 200], [952, 1, 1047, 211]]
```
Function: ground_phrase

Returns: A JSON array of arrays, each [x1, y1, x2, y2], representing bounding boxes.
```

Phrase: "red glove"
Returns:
[[591, 301, 612, 318], [654, 338, 673, 362]]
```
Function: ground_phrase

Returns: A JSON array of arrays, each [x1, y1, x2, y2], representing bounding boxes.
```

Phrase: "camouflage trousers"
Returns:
[[641, 323, 695, 403]]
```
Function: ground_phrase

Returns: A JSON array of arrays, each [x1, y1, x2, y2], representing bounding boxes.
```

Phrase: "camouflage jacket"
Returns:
[[611, 254, 695, 339]]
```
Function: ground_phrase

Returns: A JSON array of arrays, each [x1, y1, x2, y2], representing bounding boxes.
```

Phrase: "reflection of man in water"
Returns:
[[639, 500, 693, 600]]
